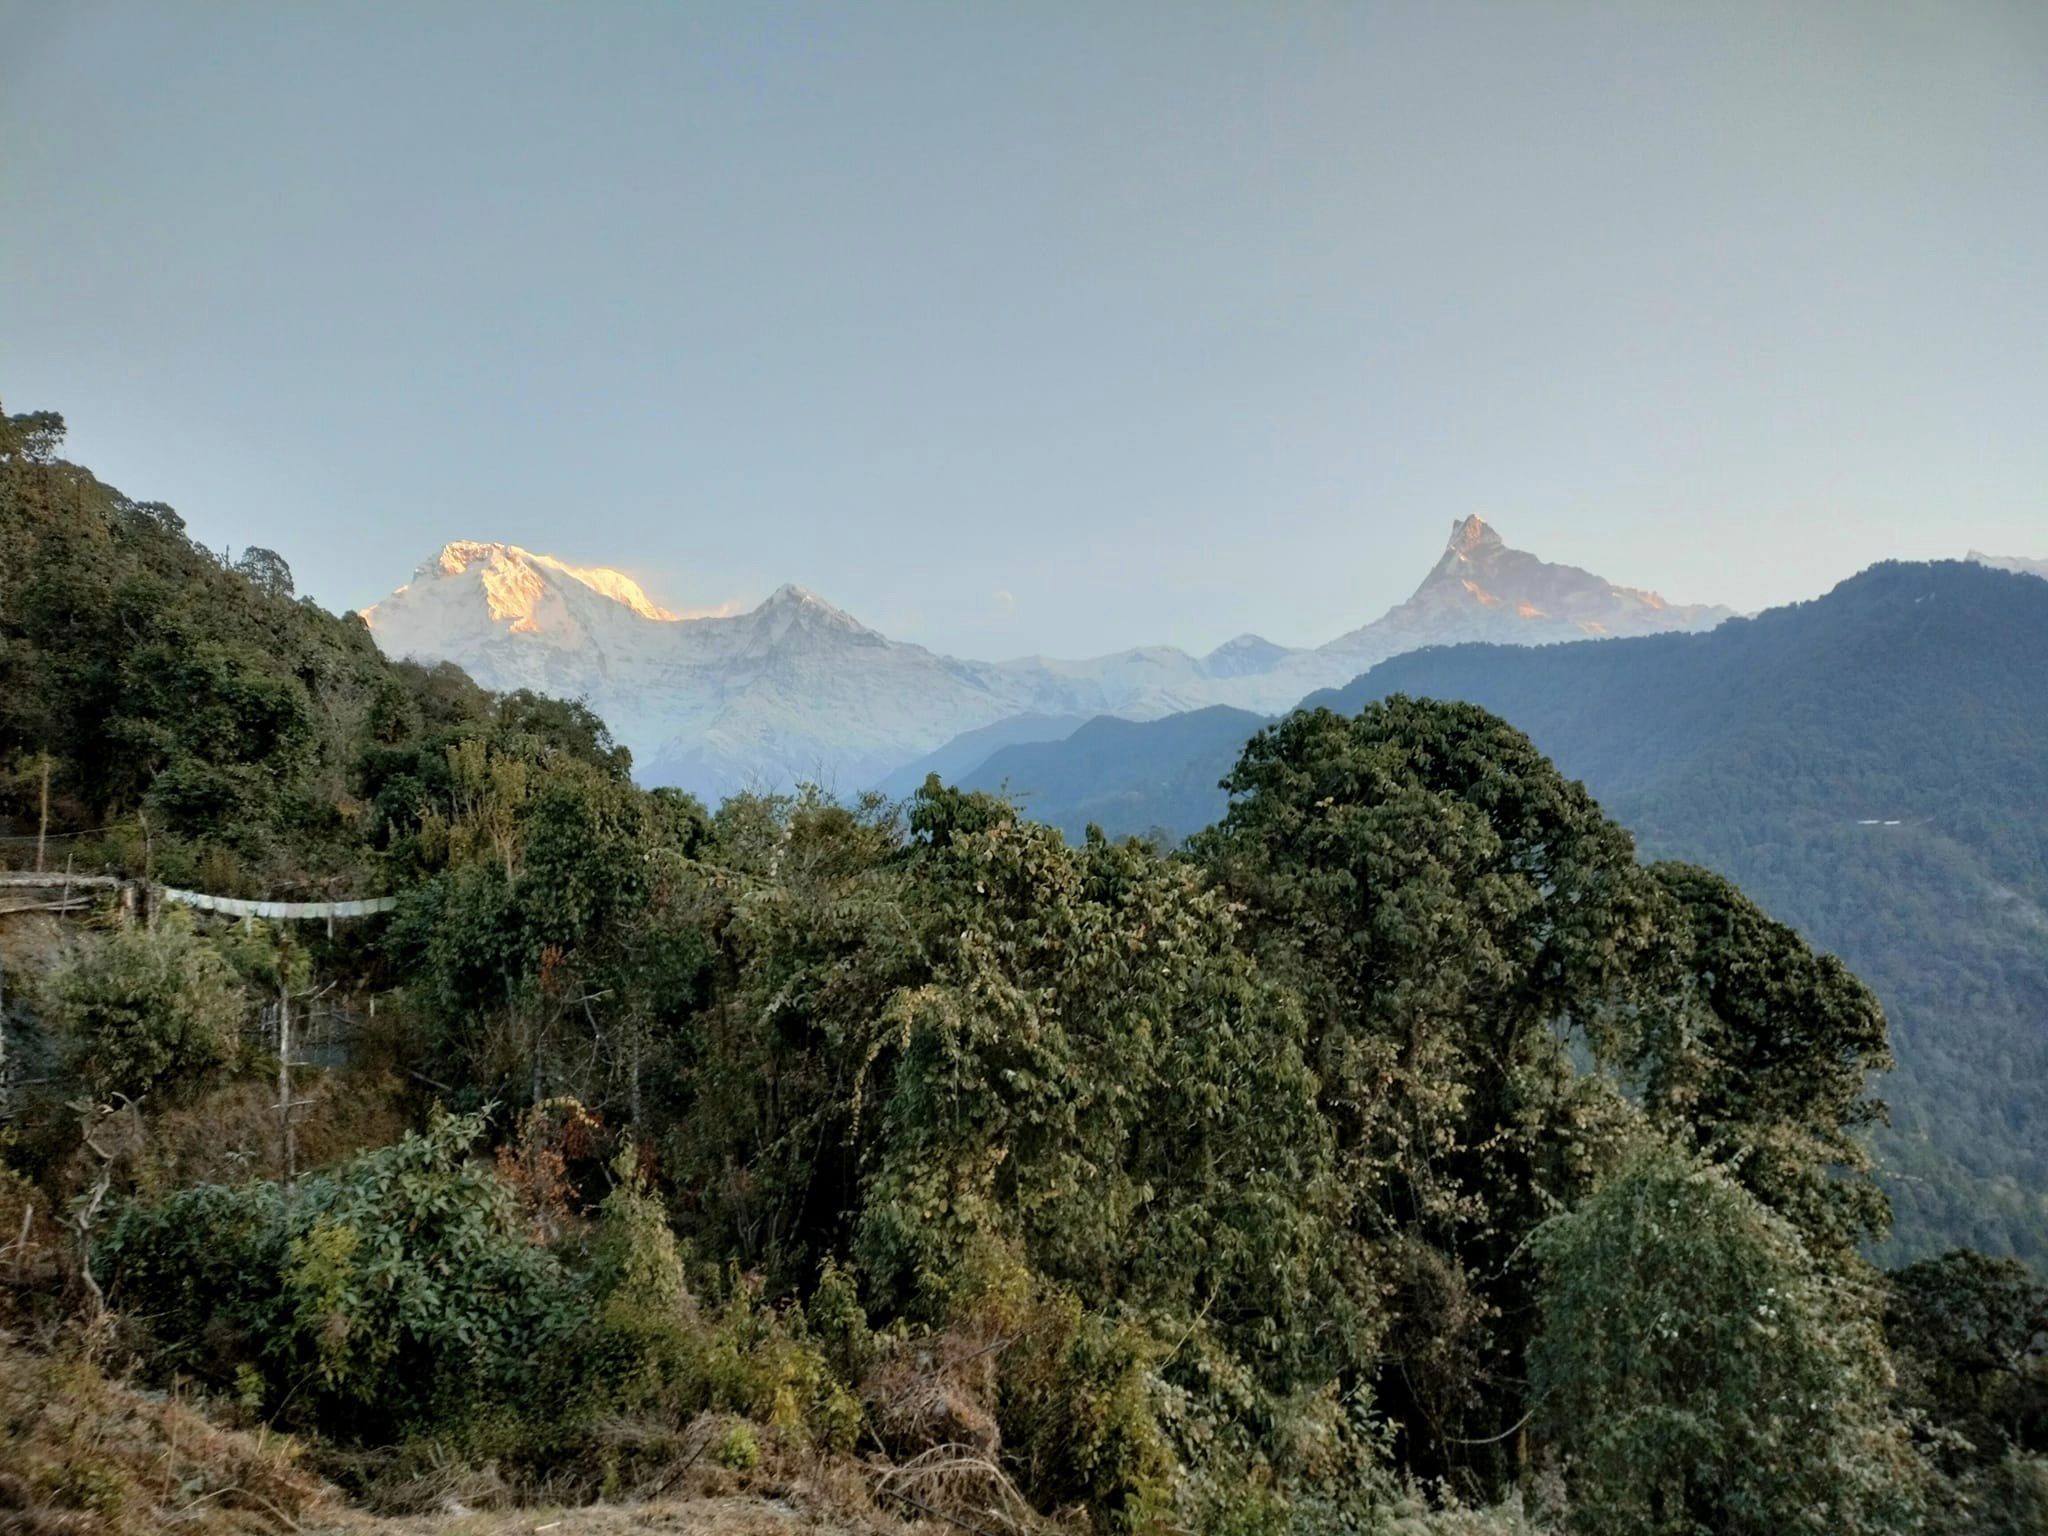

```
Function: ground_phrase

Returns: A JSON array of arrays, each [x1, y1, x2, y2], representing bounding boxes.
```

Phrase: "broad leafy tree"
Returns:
[[1531, 1145, 1920, 1536]]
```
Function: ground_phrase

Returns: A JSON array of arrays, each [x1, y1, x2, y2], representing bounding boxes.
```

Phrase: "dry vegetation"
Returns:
[[0, 1331, 336, 1536], [0, 1319, 1013, 1536]]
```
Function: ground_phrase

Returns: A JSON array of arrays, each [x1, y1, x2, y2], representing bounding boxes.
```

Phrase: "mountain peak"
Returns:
[[362, 541, 689, 647], [429, 538, 505, 576], [1445, 515, 1503, 557], [1201, 632, 1295, 679], [1311, 514, 1729, 663], [752, 582, 869, 633], [1969, 549, 2048, 579], [420, 541, 682, 624]]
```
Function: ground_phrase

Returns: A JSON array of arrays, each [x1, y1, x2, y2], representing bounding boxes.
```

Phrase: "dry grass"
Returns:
[[859, 1332, 1002, 1464], [330, 1492, 868, 1535], [325, 1446, 937, 1536], [0, 908, 89, 981], [0, 1328, 337, 1536], [115, 1070, 412, 1197], [0, 1335, 907, 1536], [866, 1447, 1051, 1536], [0, 1316, 1060, 1536]]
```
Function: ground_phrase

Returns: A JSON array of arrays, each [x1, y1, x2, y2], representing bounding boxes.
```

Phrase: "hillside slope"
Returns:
[[966, 706, 1268, 840], [964, 560, 2048, 1263]]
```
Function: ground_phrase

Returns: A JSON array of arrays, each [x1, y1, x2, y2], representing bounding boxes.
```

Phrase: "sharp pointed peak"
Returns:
[[1445, 515, 1504, 556], [424, 538, 518, 574]]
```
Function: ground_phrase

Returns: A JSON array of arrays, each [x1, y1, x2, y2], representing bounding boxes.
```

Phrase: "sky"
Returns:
[[3, 1, 2045, 659]]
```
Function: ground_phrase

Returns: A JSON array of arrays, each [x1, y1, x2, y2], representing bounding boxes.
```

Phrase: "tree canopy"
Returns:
[[4, 403, 2040, 1534]]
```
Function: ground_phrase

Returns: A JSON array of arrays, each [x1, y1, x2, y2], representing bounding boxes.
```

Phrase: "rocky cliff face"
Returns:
[[361, 523, 1726, 800]]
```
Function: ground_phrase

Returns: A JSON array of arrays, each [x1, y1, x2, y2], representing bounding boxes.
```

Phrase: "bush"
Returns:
[[49, 915, 245, 1101], [580, 1149, 697, 1413], [1530, 1143, 1922, 1536], [540, 1156, 862, 1463], [100, 1109, 579, 1439], [937, 1246, 1175, 1534]]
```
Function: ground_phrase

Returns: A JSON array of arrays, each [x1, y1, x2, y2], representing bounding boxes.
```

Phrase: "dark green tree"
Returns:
[[1888, 1250, 2048, 1468], [1194, 696, 1662, 1481], [1531, 1144, 1920, 1536], [1642, 861, 1894, 1255], [49, 912, 247, 1102]]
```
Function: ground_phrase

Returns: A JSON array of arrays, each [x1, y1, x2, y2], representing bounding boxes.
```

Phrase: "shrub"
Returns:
[[714, 1420, 762, 1471], [1530, 1143, 1923, 1536], [940, 1246, 1175, 1534], [544, 1158, 862, 1460], [49, 915, 245, 1101], [581, 1149, 696, 1413], [100, 1109, 579, 1439]]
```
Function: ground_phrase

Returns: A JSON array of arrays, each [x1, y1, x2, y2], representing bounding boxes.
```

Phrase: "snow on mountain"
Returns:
[[359, 523, 1726, 802], [1969, 549, 2048, 580], [1202, 633, 1297, 678], [361, 543, 694, 704], [1243, 515, 1731, 699], [361, 544, 1236, 800]]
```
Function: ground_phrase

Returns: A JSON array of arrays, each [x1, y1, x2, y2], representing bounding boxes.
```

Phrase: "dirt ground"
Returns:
[[328, 1493, 878, 1536]]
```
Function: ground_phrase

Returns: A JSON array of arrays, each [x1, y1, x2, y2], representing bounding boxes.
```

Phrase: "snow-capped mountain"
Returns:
[[360, 522, 1727, 801], [361, 542, 702, 705], [361, 542, 1260, 797], [1969, 549, 2048, 580], [1248, 515, 1732, 698]]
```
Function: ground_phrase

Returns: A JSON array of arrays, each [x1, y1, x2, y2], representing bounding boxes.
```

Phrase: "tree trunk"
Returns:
[[277, 985, 297, 1186]]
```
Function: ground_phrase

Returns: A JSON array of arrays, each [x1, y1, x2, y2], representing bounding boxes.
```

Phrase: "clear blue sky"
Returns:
[[3, 2, 2044, 657]]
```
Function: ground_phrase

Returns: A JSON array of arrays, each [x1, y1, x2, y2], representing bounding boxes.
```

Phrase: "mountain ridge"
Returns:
[[360, 519, 1728, 800], [1969, 548, 2048, 579], [953, 558, 2048, 1264]]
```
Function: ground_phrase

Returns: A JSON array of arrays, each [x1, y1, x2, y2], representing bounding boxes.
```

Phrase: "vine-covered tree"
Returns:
[[1531, 1145, 1918, 1535]]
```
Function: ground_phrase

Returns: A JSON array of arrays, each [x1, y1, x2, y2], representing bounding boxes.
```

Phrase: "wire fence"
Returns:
[[247, 995, 380, 1070]]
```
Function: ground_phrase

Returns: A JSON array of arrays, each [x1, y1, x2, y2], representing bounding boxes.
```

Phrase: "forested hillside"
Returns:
[[0, 408, 630, 895], [3, 409, 2043, 1534], [963, 561, 2048, 1264], [965, 706, 1268, 840]]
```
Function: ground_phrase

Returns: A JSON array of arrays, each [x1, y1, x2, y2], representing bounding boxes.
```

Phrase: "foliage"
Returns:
[[1638, 861, 1894, 1255], [1194, 698, 1665, 1481], [383, 742, 715, 1111], [0, 403, 630, 889], [48, 913, 247, 1101], [99, 1110, 580, 1438], [1530, 1144, 1919, 1536], [960, 559, 2048, 1265], [1887, 1249, 2047, 1469], [9, 412, 2042, 1533]]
